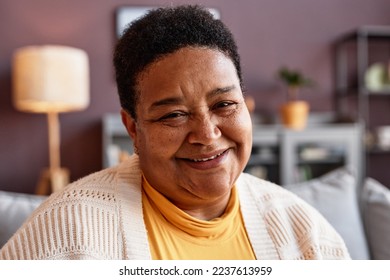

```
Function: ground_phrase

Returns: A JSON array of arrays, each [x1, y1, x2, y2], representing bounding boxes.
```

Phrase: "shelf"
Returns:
[[337, 87, 390, 96], [337, 25, 390, 42], [367, 146, 390, 154], [334, 25, 390, 183], [297, 156, 345, 165], [365, 90, 390, 96], [334, 25, 390, 124]]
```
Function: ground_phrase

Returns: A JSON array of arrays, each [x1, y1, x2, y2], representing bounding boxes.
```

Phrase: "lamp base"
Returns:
[[35, 167, 70, 195]]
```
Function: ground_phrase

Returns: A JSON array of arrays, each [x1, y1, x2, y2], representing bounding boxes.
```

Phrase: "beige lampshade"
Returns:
[[12, 45, 89, 113]]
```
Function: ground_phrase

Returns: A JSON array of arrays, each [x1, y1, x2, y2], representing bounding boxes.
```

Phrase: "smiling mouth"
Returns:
[[186, 150, 228, 162]]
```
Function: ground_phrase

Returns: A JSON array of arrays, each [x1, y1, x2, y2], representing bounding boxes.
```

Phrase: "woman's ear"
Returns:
[[120, 109, 137, 141]]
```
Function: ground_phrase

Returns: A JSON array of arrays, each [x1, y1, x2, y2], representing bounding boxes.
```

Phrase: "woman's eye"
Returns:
[[213, 101, 236, 110], [161, 112, 186, 120], [157, 111, 188, 125]]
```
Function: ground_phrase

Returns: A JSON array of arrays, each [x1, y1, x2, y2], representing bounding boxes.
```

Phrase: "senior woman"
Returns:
[[0, 5, 350, 260]]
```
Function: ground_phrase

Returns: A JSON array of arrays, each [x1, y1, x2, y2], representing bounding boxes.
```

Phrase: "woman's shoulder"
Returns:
[[45, 166, 120, 207], [0, 161, 139, 260], [51, 155, 141, 205]]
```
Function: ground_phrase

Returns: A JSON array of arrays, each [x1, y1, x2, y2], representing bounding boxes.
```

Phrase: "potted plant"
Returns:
[[278, 67, 313, 130]]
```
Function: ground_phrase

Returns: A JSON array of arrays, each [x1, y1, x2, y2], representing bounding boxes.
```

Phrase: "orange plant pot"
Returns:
[[280, 101, 309, 130]]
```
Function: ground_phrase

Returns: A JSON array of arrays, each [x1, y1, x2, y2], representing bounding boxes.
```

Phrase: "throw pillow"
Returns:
[[362, 178, 390, 260], [0, 191, 47, 248], [284, 167, 370, 260]]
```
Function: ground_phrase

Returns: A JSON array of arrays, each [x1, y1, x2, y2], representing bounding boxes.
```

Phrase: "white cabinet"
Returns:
[[247, 123, 363, 185], [279, 123, 363, 185]]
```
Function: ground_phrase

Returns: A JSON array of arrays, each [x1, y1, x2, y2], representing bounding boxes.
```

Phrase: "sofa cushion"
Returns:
[[0, 190, 47, 248], [362, 178, 390, 260], [284, 167, 370, 260]]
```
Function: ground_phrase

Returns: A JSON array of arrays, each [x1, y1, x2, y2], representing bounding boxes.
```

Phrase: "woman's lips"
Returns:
[[189, 150, 226, 162], [179, 149, 230, 170]]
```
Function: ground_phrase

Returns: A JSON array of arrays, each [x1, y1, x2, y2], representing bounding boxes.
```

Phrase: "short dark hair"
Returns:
[[113, 5, 242, 119]]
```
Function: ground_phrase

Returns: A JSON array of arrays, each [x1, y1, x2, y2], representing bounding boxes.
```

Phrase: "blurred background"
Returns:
[[1, 0, 389, 193]]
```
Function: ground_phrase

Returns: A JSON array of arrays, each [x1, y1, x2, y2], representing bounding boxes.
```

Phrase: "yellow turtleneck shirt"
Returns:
[[142, 177, 256, 260]]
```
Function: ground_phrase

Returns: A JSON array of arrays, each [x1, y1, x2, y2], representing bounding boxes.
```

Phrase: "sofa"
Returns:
[[1, 167, 389, 259], [0, 191, 47, 249], [284, 167, 390, 260]]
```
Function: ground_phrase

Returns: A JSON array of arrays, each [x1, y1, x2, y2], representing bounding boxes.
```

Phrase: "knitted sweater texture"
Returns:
[[0, 155, 350, 260]]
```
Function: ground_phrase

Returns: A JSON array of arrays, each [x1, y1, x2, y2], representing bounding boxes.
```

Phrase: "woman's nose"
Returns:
[[187, 114, 222, 145]]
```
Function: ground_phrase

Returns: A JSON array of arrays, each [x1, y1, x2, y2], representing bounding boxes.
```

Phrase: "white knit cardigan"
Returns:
[[0, 155, 350, 260]]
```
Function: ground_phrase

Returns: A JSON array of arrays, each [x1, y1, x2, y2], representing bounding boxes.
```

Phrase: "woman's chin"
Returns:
[[184, 174, 235, 200]]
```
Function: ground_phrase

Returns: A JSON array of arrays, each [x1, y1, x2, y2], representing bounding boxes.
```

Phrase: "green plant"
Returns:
[[278, 67, 313, 101]]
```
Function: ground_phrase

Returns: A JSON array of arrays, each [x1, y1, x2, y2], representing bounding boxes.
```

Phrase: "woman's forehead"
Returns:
[[136, 48, 240, 101]]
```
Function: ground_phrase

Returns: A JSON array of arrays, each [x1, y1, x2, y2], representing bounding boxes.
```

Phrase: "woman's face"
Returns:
[[122, 47, 252, 217]]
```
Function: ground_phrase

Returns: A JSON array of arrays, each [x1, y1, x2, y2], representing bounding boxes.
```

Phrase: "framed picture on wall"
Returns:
[[115, 6, 221, 38]]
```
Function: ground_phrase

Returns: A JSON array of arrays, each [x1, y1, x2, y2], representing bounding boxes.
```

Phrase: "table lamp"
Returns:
[[12, 45, 90, 194]]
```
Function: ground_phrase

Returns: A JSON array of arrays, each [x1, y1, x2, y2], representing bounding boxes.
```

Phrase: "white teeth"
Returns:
[[191, 151, 224, 162]]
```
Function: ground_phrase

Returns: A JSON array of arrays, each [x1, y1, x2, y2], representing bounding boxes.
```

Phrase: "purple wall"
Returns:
[[1, 0, 390, 193]]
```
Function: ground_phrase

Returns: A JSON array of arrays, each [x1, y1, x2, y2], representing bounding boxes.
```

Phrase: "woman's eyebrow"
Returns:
[[150, 97, 184, 108], [207, 85, 236, 98], [149, 85, 237, 110]]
